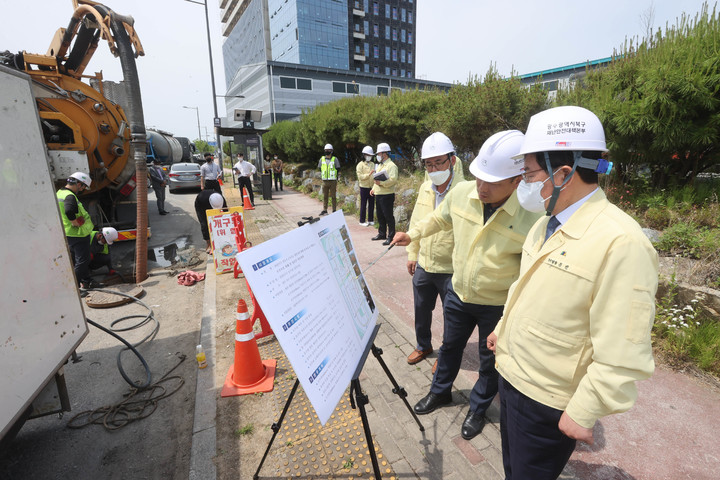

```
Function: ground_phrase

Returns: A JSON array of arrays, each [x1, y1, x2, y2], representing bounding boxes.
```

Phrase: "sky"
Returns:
[[0, 0, 714, 141]]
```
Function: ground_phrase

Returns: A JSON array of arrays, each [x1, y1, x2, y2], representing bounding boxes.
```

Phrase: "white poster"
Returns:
[[235, 212, 378, 425]]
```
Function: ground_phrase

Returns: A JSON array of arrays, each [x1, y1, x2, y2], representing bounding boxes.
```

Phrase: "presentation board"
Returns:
[[235, 212, 378, 425]]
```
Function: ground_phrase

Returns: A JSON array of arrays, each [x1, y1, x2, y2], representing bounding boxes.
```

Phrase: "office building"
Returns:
[[218, 0, 441, 129]]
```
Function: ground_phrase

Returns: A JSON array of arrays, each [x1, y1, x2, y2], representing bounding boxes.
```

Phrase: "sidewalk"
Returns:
[[204, 185, 720, 480]]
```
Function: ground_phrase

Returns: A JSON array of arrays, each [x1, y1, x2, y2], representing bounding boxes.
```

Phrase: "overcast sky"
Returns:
[[0, 0, 714, 141]]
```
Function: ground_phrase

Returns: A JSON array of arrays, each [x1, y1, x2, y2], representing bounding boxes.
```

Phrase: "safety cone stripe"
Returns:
[[235, 332, 255, 342], [236, 312, 250, 320]]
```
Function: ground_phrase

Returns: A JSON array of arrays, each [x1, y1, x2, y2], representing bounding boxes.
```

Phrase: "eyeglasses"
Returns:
[[424, 157, 450, 172], [521, 168, 546, 182]]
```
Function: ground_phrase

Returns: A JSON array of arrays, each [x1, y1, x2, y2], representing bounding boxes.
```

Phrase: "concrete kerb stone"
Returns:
[[189, 257, 218, 480]]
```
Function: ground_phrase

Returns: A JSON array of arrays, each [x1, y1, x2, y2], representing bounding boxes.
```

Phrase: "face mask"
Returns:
[[364, 155, 373, 163], [516, 169, 563, 213], [428, 169, 451, 186]]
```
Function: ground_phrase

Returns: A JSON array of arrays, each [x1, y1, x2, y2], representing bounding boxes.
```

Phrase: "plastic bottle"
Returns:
[[195, 344, 208, 369]]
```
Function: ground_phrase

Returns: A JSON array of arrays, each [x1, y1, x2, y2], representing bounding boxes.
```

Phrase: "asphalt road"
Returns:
[[0, 187, 208, 480]]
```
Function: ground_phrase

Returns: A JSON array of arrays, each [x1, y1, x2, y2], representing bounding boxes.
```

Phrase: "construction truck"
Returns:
[[0, 0, 150, 442], [0, 0, 148, 242], [146, 129, 195, 173]]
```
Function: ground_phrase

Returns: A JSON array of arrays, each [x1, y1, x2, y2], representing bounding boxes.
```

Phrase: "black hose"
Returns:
[[84, 287, 160, 389]]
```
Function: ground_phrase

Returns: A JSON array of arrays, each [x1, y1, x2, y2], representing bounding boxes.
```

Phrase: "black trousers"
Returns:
[[375, 193, 395, 238], [238, 176, 254, 204], [273, 172, 283, 191], [67, 235, 91, 285], [204, 179, 221, 193], [359, 187, 374, 223], [412, 265, 451, 351], [499, 376, 576, 480]]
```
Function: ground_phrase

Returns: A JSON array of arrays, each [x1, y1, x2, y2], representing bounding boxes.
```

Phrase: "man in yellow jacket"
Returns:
[[370, 142, 398, 245], [57, 171, 95, 289], [393, 131, 541, 440], [487, 106, 658, 479], [405, 132, 464, 366]]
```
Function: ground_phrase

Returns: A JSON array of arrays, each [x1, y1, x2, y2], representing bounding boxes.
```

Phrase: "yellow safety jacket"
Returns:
[[494, 189, 658, 428], [370, 159, 398, 195], [407, 181, 540, 305], [90, 231, 109, 254], [356, 160, 375, 189], [57, 188, 93, 237], [320, 156, 338, 180], [406, 166, 464, 274]]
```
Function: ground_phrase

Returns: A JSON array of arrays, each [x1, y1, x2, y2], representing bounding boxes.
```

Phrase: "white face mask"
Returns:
[[364, 155, 373, 163], [517, 169, 564, 213], [428, 169, 451, 186]]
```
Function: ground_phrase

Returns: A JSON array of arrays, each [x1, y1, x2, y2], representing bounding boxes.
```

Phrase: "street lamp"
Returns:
[[185, 0, 222, 161], [182, 106, 202, 141]]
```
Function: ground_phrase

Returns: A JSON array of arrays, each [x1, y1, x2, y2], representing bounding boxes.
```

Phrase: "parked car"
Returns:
[[168, 162, 202, 193]]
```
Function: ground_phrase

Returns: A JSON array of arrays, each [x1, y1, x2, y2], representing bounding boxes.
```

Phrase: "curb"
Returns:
[[189, 258, 218, 480]]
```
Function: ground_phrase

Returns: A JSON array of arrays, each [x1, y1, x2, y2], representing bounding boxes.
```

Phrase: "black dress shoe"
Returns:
[[413, 392, 452, 415], [382, 238, 392, 246], [371, 234, 387, 241], [319, 210, 328, 216], [461, 410, 486, 440], [159, 211, 167, 215]]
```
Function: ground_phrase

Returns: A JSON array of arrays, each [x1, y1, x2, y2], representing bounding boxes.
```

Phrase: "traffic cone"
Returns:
[[242, 187, 254, 210], [221, 299, 276, 397], [245, 278, 274, 340]]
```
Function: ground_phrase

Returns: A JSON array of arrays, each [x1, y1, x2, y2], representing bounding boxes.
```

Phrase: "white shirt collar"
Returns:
[[554, 187, 598, 226]]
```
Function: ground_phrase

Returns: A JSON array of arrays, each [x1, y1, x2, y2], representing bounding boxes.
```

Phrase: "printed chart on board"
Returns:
[[235, 211, 378, 425]]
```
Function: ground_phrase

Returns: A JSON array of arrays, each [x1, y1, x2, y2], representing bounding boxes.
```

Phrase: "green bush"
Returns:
[[656, 222, 703, 258]]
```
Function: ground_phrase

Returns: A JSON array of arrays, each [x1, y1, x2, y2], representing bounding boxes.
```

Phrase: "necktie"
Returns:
[[544, 216, 561, 243]]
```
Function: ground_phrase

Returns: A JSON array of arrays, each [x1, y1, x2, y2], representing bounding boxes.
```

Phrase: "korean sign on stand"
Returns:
[[207, 206, 247, 274]]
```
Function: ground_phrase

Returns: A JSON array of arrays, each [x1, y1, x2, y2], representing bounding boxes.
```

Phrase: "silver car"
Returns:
[[168, 163, 202, 193]]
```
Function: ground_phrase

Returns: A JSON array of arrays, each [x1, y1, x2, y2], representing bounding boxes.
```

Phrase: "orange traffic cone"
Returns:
[[245, 278, 274, 340], [221, 299, 276, 397], [242, 187, 254, 210]]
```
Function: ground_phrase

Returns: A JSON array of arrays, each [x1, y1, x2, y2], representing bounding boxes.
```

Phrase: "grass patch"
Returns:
[[235, 424, 254, 436]]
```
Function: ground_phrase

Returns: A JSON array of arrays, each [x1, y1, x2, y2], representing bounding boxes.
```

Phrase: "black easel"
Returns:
[[254, 324, 424, 480]]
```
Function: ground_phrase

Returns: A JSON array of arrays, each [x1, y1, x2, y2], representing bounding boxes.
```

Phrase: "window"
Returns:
[[373, 66, 379, 74], [364, 20, 369, 34], [408, 12, 413, 23], [373, 23, 379, 37], [401, 69, 405, 77], [333, 81, 360, 94], [392, 69, 397, 76], [392, 7, 397, 20], [377, 86, 389, 96], [401, 49, 405, 62], [408, 52, 413, 63], [385, 4, 390, 18], [355, 44, 361, 53], [385, 25, 390, 39], [280, 76, 312, 90], [392, 49, 397, 61], [392, 28, 397, 41], [373, 45, 379, 58], [364, 64, 370, 72], [401, 29, 406, 42], [408, 32, 413, 44], [385, 46, 390, 60], [373, 2, 378, 15], [385, 66, 390, 75], [279, 76, 295, 89], [364, 42, 369, 56], [355, 23, 361, 32], [401, 8, 406, 22]]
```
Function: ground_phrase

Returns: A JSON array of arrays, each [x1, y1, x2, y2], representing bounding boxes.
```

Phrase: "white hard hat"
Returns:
[[324, 144, 333, 151], [515, 106, 608, 159], [421, 132, 454, 159], [101, 227, 118, 245], [209, 193, 224, 209], [69, 171, 92, 188], [376, 142, 391, 154], [469, 130, 525, 182], [362, 145, 374, 156]]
